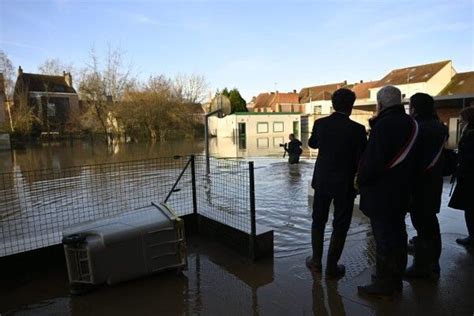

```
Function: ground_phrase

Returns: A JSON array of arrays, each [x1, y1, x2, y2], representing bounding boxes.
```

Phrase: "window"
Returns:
[[257, 122, 268, 134], [313, 106, 322, 115], [257, 137, 269, 148], [273, 122, 284, 132], [47, 103, 56, 117], [273, 137, 284, 147]]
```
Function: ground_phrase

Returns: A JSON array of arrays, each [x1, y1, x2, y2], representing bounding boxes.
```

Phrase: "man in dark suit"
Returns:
[[306, 88, 367, 278], [406, 93, 448, 279], [357, 86, 419, 297]]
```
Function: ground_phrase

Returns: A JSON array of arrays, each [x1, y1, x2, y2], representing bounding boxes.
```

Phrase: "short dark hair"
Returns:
[[332, 88, 356, 113], [410, 93, 435, 117]]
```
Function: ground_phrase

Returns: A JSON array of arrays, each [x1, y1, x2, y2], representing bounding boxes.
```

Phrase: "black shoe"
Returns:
[[456, 236, 473, 246], [326, 264, 345, 279], [306, 256, 322, 272]]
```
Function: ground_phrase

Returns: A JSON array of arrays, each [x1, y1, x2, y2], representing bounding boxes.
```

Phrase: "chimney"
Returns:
[[18, 66, 23, 76], [64, 71, 73, 87]]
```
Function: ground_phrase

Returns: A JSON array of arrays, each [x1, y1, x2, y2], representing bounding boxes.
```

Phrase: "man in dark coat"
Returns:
[[405, 93, 448, 279], [306, 88, 367, 278], [357, 86, 419, 297], [449, 106, 474, 246], [285, 133, 303, 164]]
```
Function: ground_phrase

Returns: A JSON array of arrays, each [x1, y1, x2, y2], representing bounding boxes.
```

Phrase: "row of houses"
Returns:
[[245, 60, 474, 146]]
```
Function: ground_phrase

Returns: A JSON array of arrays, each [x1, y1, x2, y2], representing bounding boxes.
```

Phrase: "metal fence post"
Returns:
[[249, 161, 256, 260], [190, 155, 198, 216]]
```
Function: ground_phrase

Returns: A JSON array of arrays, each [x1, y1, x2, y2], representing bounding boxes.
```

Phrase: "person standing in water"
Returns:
[[306, 88, 367, 278], [285, 133, 303, 164]]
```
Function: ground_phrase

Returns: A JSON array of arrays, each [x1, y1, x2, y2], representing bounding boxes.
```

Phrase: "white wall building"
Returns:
[[369, 60, 455, 102], [209, 112, 301, 138]]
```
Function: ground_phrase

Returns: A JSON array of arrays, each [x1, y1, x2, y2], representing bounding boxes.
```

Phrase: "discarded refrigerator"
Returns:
[[62, 202, 187, 292]]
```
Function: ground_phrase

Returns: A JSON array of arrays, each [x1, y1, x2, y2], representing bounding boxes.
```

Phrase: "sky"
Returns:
[[1, 0, 473, 101]]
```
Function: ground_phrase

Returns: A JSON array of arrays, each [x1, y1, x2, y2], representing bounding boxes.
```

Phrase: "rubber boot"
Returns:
[[358, 254, 396, 297], [326, 233, 346, 279], [391, 247, 407, 289], [306, 228, 324, 272]]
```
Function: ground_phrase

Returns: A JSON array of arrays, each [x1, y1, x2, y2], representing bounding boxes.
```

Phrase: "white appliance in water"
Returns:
[[62, 202, 187, 291]]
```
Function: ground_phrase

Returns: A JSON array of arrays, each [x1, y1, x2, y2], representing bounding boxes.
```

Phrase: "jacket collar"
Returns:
[[369, 104, 405, 128]]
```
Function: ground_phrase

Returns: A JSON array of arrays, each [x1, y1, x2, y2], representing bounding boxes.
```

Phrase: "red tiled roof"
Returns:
[[378, 60, 450, 86], [272, 92, 299, 104], [438, 71, 474, 96], [299, 82, 346, 103], [253, 93, 273, 109], [351, 80, 379, 99], [253, 92, 299, 110]]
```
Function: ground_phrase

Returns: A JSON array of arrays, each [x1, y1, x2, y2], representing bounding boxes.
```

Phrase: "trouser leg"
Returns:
[[310, 192, 332, 267], [408, 211, 441, 276], [326, 189, 354, 273], [358, 216, 406, 296]]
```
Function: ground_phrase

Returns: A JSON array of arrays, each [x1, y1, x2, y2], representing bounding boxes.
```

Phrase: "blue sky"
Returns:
[[1, 0, 473, 100]]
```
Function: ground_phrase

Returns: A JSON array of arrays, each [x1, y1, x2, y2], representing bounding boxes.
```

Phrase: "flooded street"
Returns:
[[1, 139, 474, 315]]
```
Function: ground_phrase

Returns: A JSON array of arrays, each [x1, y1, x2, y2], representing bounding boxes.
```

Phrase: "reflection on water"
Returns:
[[209, 134, 317, 159], [0, 140, 368, 258], [1, 139, 205, 172]]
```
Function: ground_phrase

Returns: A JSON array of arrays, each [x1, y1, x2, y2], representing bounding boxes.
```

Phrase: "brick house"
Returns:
[[253, 91, 300, 113], [13, 66, 79, 133]]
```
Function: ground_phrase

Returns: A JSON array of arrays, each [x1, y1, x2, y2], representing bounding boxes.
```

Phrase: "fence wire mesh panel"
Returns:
[[0, 157, 194, 257], [194, 156, 252, 234]]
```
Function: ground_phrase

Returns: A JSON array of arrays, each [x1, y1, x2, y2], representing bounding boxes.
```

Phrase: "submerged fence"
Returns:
[[0, 155, 256, 257]]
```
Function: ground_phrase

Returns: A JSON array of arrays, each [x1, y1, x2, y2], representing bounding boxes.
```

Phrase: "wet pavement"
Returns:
[[1, 157, 474, 315]]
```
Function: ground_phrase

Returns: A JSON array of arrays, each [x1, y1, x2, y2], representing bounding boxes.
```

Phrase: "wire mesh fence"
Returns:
[[195, 156, 253, 234], [0, 155, 255, 257], [0, 157, 195, 257]]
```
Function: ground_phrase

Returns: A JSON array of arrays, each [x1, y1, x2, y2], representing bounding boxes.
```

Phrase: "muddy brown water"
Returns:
[[1, 139, 473, 315]]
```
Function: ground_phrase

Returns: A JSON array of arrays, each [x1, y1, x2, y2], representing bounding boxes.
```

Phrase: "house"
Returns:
[[13, 66, 80, 133], [209, 112, 301, 155], [348, 80, 380, 128], [253, 91, 300, 113], [298, 81, 347, 116], [436, 71, 474, 147], [369, 60, 455, 102]]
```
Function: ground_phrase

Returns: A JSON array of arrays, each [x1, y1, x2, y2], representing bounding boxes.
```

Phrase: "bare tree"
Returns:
[[0, 50, 16, 131], [78, 46, 134, 141], [0, 50, 15, 99], [174, 73, 209, 104], [37, 58, 75, 76], [10, 80, 39, 136]]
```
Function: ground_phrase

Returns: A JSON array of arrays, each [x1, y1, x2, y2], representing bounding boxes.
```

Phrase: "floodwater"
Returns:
[[1, 139, 474, 315]]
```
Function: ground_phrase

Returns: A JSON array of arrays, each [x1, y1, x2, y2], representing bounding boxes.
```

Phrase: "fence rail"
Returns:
[[0, 155, 255, 257]]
